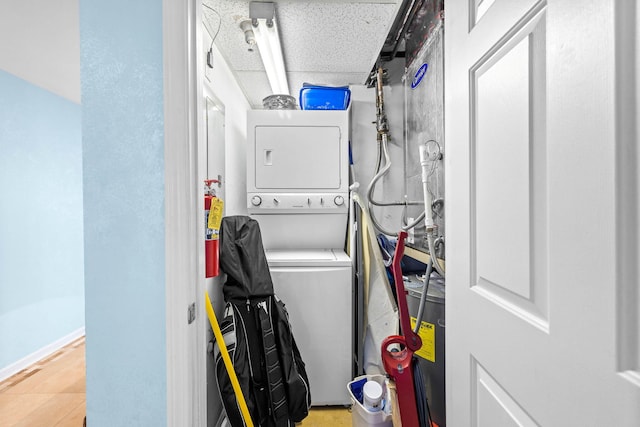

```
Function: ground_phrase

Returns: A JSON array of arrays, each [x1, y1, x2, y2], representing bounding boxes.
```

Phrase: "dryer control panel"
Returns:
[[247, 192, 348, 214]]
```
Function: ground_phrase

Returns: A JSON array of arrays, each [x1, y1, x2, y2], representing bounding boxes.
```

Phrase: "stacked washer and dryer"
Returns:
[[246, 109, 352, 406]]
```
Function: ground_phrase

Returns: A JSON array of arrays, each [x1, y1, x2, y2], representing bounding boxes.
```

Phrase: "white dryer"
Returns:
[[266, 249, 352, 405], [246, 109, 349, 250]]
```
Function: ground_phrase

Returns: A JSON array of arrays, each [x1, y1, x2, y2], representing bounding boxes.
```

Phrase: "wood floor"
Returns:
[[0, 337, 86, 427], [0, 337, 352, 426]]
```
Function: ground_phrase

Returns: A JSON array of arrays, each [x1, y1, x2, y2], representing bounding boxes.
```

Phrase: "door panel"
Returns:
[[475, 31, 532, 299], [471, 0, 498, 25], [472, 359, 538, 427], [446, 0, 640, 425], [472, 6, 548, 328]]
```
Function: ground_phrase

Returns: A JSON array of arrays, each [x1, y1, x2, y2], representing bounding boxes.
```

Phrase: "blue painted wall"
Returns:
[[0, 70, 84, 370], [79, 0, 166, 425]]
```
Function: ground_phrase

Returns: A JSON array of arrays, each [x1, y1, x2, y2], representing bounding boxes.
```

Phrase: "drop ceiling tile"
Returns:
[[277, 2, 398, 73], [203, 1, 262, 71], [203, 0, 401, 105]]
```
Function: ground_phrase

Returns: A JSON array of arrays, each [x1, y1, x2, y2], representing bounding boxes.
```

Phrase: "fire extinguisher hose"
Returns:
[[205, 292, 254, 427]]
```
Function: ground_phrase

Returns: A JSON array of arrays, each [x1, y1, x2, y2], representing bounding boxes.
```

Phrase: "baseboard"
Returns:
[[0, 327, 85, 382]]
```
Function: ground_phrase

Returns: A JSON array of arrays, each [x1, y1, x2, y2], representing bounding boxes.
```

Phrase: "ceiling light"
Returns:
[[249, 2, 289, 95]]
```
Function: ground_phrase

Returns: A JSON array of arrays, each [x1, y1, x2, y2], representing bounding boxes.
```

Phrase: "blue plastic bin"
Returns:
[[299, 84, 351, 110]]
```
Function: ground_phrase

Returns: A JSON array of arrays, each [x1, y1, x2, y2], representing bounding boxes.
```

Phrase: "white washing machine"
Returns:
[[266, 249, 352, 405]]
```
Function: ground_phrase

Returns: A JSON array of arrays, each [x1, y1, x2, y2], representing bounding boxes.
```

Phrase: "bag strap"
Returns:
[[256, 299, 290, 425]]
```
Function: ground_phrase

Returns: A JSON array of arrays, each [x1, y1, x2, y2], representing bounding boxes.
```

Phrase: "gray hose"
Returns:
[[367, 134, 423, 208], [413, 260, 433, 334], [426, 233, 445, 276], [366, 133, 426, 235]]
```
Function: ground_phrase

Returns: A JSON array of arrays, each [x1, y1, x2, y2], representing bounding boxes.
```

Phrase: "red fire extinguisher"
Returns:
[[204, 179, 223, 278]]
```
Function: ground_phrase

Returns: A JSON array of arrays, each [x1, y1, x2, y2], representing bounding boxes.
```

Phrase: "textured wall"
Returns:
[[80, 0, 167, 425], [0, 70, 84, 371]]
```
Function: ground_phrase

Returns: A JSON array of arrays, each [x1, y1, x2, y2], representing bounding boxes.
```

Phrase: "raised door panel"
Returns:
[[472, 359, 539, 427], [471, 8, 548, 330]]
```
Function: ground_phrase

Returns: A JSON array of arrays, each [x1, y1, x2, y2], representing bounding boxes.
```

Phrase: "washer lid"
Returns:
[[266, 249, 351, 267]]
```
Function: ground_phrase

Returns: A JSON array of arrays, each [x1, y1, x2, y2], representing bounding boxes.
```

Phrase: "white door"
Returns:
[[445, 0, 640, 426]]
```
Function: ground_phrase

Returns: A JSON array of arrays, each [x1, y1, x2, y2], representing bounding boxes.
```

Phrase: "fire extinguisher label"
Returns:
[[207, 198, 224, 237], [411, 317, 436, 362], [205, 213, 213, 239]]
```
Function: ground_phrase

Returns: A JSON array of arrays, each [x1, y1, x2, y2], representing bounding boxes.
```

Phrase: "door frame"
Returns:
[[163, 0, 207, 425], [615, 0, 640, 382]]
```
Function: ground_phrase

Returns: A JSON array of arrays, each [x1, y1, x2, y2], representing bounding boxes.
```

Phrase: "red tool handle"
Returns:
[[381, 335, 420, 427], [380, 231, 424, 427]]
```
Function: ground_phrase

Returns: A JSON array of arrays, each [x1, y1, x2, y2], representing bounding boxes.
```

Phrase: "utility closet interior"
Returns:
[[202, 1, 445, 426], [1, 0, 638, 426]]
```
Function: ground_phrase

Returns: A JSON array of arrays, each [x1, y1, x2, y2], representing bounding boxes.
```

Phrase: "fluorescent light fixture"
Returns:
[[250, 2, 289, 95]]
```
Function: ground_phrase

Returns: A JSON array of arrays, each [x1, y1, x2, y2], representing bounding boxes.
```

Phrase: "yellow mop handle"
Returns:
[[205, 292, 254, 427]]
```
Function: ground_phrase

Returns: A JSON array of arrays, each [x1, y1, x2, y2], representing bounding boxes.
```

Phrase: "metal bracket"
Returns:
[[250, 2, 275, 26]]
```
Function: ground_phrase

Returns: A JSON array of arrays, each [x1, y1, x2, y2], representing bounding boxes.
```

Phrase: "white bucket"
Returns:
[[348, 375, 393, 427]]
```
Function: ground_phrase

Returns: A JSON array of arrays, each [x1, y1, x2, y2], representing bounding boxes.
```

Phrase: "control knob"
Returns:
[[334, 195, 345, 206], [251, 195, 262, 206]]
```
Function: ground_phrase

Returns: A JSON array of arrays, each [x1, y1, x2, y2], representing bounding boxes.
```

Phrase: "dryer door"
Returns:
[[254, 126, 341, 190]]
